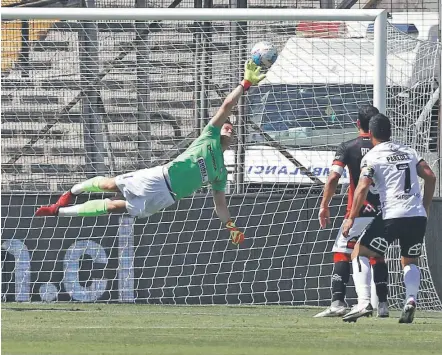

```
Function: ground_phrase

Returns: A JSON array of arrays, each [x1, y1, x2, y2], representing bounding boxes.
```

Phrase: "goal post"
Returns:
[[2, 7, 441, 309]]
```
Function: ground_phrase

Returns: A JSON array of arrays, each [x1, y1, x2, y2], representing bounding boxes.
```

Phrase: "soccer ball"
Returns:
[[251, 41, 278, 68]]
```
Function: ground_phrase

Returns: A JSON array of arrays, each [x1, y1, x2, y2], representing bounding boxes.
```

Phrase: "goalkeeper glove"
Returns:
[[226, 220, 245, 245], [241, 60, 266, 91]]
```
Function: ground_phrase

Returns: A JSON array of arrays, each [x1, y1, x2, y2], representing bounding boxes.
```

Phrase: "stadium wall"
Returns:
[[1, 194, 441, 304]]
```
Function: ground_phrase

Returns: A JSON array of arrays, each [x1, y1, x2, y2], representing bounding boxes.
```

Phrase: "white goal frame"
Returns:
[[2, 7, 388, 114], [4, 7, 416, 306]]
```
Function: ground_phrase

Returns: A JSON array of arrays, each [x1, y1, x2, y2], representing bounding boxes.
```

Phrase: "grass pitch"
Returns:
[[2, 303, 442, 355]]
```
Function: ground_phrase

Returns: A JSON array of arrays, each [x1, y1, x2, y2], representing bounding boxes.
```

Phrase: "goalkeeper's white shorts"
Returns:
[[332, 217, 375, 255], [115, 165, 175, 218]]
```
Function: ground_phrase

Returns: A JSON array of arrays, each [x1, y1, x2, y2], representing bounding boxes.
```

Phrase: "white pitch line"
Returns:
[[3, 325, 292, 330]]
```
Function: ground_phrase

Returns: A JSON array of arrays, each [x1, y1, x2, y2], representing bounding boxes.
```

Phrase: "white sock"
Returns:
[[57, 199, 109, 217], [404, 264, 420, 302], [58, 205, 82, 217], [352, 256, 371, 306], [370, 270, 379, 309], [71, 176, 105, 195], [70, 184, 84, 195]]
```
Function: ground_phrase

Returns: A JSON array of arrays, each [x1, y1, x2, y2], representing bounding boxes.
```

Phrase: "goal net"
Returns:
[[1, 8, 441, 309]]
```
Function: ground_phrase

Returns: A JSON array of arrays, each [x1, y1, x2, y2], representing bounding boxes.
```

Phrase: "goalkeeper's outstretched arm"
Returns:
[[213, 189, 231, 224], [209, 61, 265, 128], [209, 85, 244, 128]]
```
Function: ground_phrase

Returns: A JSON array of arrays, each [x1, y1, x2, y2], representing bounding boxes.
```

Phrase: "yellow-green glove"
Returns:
[[241, 60, 266, 91], [226, 220, 245, 245]]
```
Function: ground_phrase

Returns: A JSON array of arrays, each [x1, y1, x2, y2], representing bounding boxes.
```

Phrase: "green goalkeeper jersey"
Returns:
[[167, 124, 228, 200]]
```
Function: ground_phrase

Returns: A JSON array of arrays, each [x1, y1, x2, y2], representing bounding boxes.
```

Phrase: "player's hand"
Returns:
[[318, 207, 330, 229], [342, 218, 354, 237], [226, 220, 245, 245], [241, 60, 266, 90]]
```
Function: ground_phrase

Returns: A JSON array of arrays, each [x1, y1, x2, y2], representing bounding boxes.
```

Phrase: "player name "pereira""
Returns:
[[386, 154, 409, 163]]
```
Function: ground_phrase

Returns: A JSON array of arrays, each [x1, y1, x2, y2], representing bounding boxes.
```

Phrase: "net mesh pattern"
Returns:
[[1, 12, 441, 308]]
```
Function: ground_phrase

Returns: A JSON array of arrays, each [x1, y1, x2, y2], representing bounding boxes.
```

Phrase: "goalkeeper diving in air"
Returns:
[[35, 61, 266, 245]]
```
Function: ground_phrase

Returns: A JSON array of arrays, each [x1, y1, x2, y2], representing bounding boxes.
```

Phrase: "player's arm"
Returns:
[[349, 178, 372, 220], [342, 162, 374, 237], [319, 143, 347, 228], [209, 61, 266, 128], [417, 160, 436, 215], [213, 189, 244, 245], [213, 189, 231, 224], [319, 172, 341, 228]]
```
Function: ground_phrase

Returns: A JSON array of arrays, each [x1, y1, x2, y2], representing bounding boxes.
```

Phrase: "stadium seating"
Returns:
[[1, 0, 321, 192]]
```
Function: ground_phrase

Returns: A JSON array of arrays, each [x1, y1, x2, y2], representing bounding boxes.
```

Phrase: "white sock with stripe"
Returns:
[[352, 256, 371, 307]]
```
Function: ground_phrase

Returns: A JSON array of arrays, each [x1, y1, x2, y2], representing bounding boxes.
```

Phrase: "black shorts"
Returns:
[[359, 215, 427, 258]]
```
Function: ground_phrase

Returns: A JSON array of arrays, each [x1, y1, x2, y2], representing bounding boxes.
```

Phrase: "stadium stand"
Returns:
[[1, 0, 322, 192]]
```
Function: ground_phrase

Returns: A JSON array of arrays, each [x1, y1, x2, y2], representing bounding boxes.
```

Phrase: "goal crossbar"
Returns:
[[2, 8, 387, 21]]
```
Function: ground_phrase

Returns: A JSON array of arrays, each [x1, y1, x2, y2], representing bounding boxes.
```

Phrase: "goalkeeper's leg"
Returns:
[[36, 198, 126, 217], [56, 176, 120, 207], [71, 176, 120, 194], [35, 176, 124, 217], [36, 166, 176, 218], [58, 198, 126, 216]]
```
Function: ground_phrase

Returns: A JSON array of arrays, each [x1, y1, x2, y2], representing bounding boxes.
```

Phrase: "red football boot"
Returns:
[[56, 190, 74, 207], [35, 204, 60, 216]]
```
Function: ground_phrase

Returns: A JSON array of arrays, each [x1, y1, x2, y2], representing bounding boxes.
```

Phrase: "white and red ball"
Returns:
[[251, 41, 278, 68]]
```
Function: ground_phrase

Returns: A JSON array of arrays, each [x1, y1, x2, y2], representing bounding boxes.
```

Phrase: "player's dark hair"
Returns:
[[369, 113, 391, 141], [358, 105, 379, 132]]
